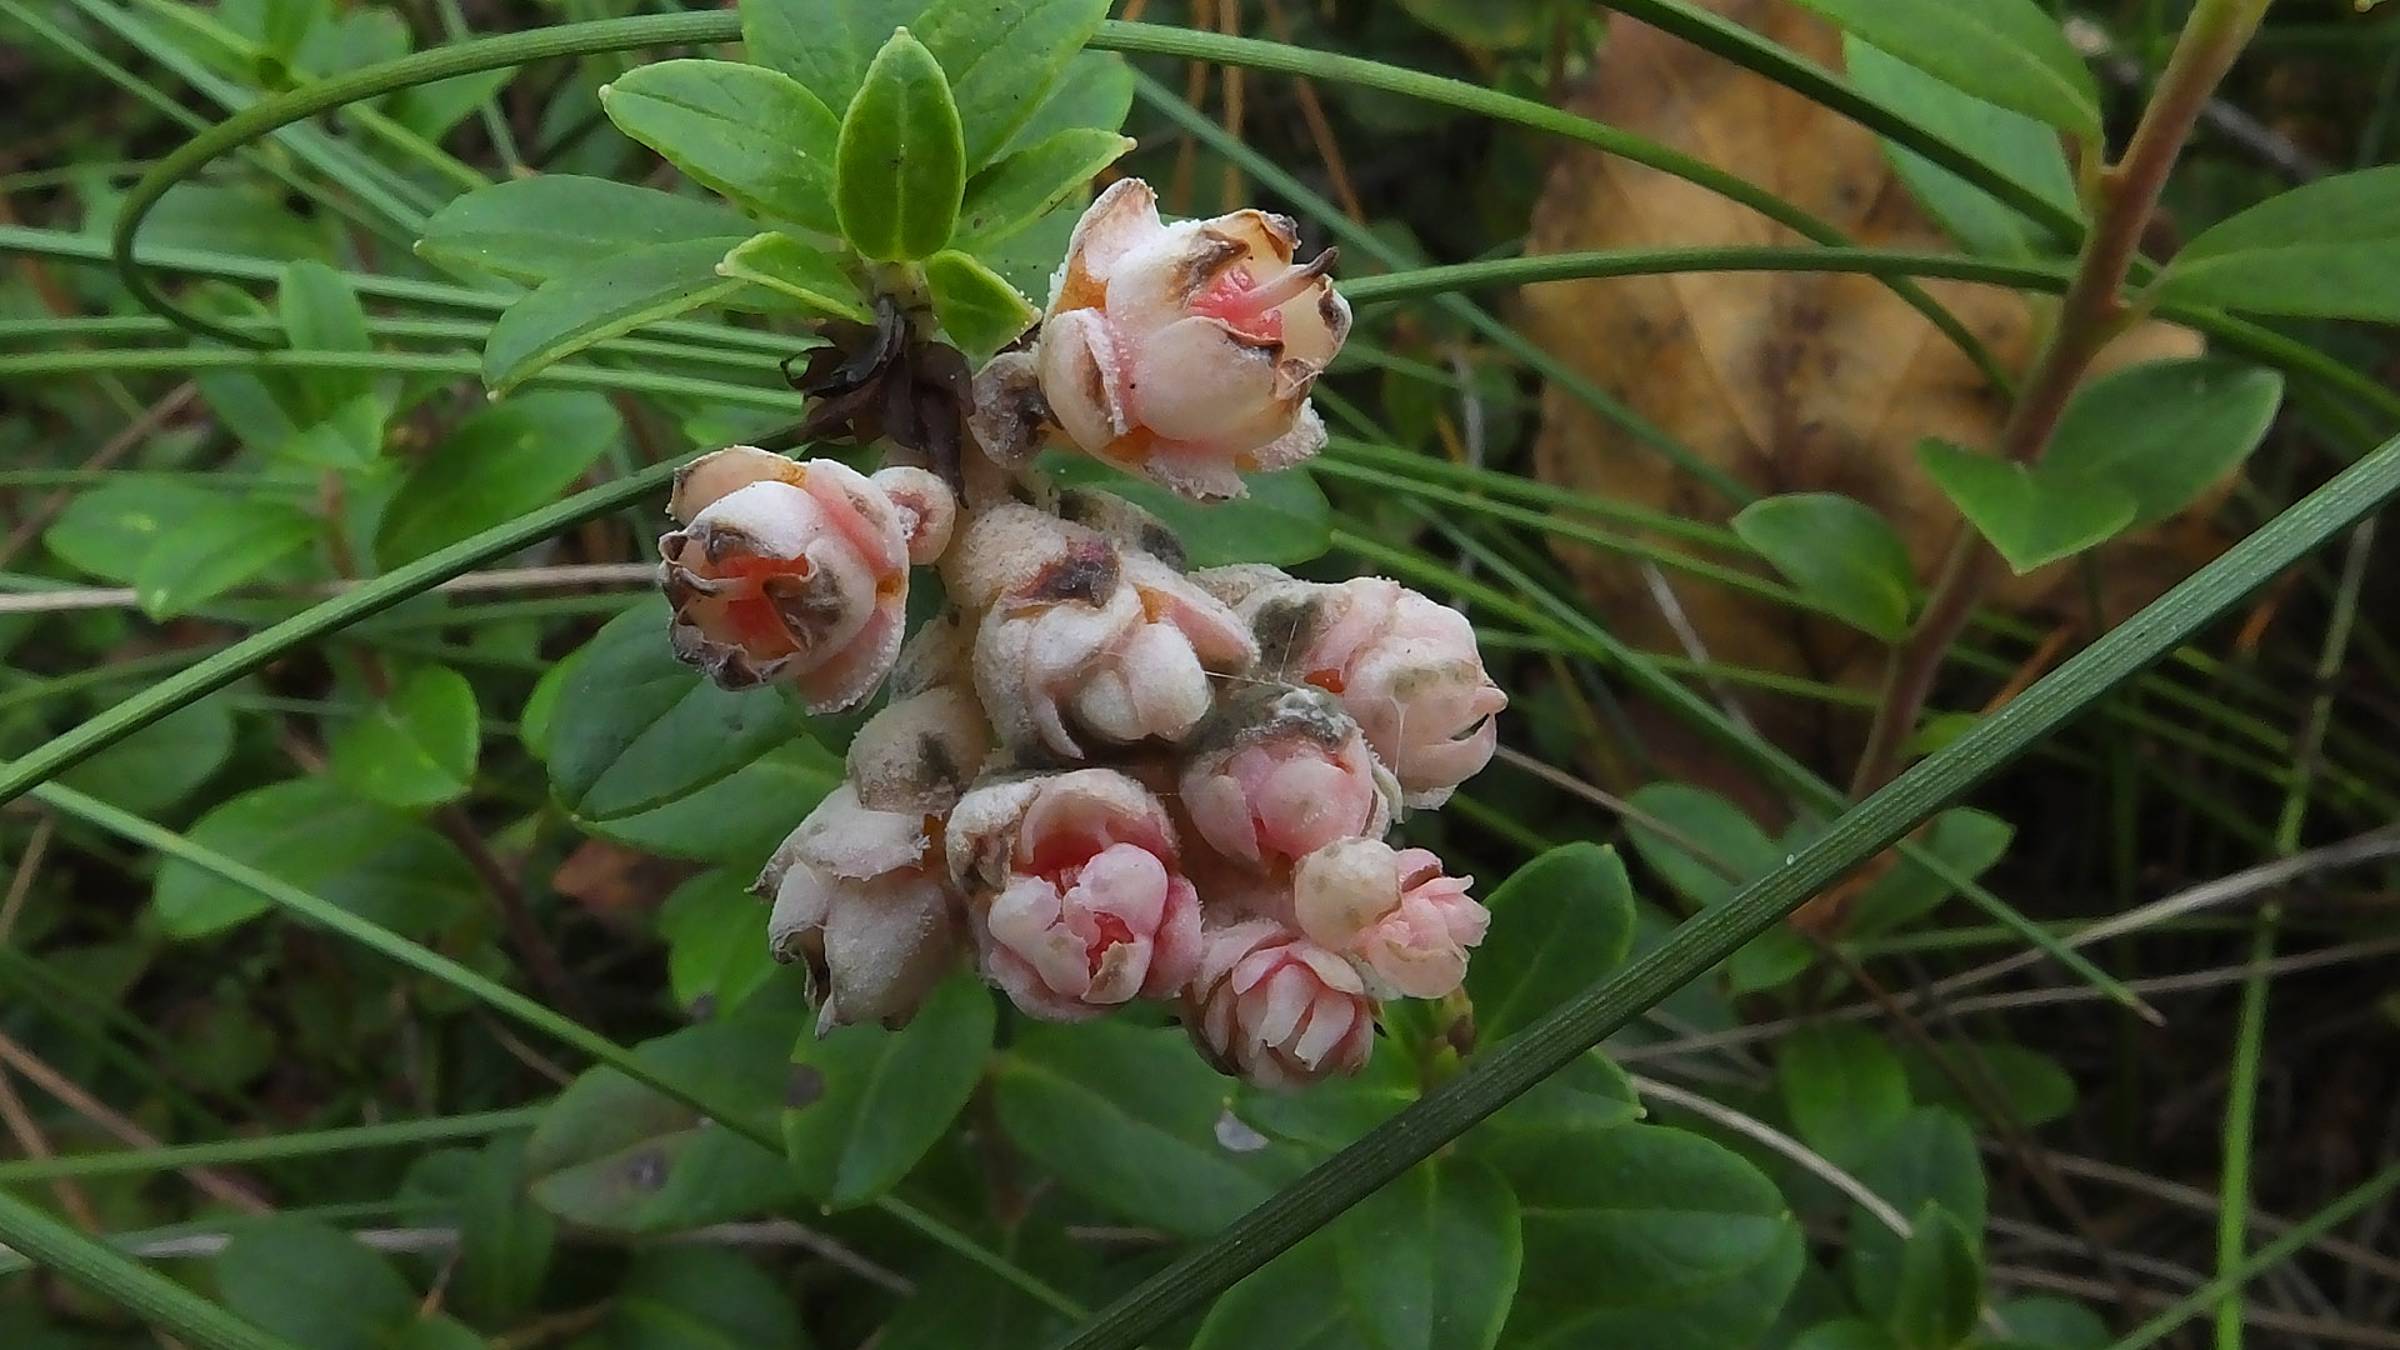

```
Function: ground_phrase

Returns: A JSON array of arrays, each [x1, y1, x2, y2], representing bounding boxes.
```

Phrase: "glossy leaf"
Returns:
[[1916, 439, 2135, 574], [1623, 784, 1814, 994], [1791, 0, 2099, 138], [1005, 51, 1136, 154], [572, 740, 843, 870], [658, 870, 779, 1018], [545, 599, 812, 822], [1732, 492, 1917, 639], [1037, 452, 1333, 568], [836, 29, 965, 260], [2044, 358, 2283, 528], [152, 780, 478, 940], [784, 976, 993, 1207], [2155, 165, 2400, 321], [715, 232, 872, 321], [601, 59, 840, 230], [995, 1020, 1288, 1237], [416, 175, 756, 284], [1891, 1204, 1982, 1350], [1846, 1108, 1986, 1318], [134, 502, 316, 619], [955, 127, 1133, 248], [1466, 842, 1638, 1046], [328, 664, 480, 808], [374, 392, 623, 567], [913, 0, 1112, 167], [1778, 1024, 1910, 1163], [1844, 38, 2078, 259], [483, 236, 748, 394], [925, 248, 1038, 359], [740, 0, 924, 113]]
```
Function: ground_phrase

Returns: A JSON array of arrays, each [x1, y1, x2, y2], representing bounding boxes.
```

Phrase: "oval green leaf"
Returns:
[[1792, 0, 2099, 139], [1732, 492, 1918, 640], [328, 664, 481, 809], [2044, 357, 2283, 528], [2155, 165, 2400, 322], [836, 29, 966, 260], [954, 127, 1134, 248], [925, 248, 1038, 360], [482, 236, 748, 394], [1466, 842, 1638, 1047], [1916, 438, 2135, 574], [600, 59, 840, 230], [417, 175, 758, 284]]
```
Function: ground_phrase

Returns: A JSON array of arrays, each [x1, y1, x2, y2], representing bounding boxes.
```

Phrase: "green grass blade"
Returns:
[[0, 1188, 298, 1350], [0, 1109, 546, 1186], [1053, 428, 2400, 1348]]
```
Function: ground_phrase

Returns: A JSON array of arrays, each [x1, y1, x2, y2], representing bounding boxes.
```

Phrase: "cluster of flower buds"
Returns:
[[659, 178, 1505, 1089]]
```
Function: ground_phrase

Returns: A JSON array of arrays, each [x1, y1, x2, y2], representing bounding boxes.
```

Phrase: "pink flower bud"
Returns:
[[969, 178, 1352, 501], [1220, 572, 1506, 807], [946, 769, 1203, 1020], [1183, 918, 1376, 1090], [948, 506, 1255, 759], [1179, 685, 1397, 870], [658, 456, 915, 712], [760, 786, 962, 1034], [1292, 839, 1487, 1000]]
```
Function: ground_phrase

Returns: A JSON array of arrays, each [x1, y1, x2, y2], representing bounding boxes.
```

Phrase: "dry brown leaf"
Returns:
[[1521, 0, 2214, 778]]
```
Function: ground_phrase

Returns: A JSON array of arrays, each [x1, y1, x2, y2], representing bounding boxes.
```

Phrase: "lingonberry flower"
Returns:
[[846, 685, 992, 813], [1212, 571, 1506, 807], [1180, 685, 1397, 871], [658, 449, 954, 710], [946, 769, 1203, 1020], [1183, 918, 1376, 1090], [970, 177, 1353, 501], [760, 785, 961, 1034], [946, 504, 1255, 758], [1292, 838, 1487, 1000]]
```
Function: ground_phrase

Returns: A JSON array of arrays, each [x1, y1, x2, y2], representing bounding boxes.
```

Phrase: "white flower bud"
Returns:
[[760, 786, 962, 1034]]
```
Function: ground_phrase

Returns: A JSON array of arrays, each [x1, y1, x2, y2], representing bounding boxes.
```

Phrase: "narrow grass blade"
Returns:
[[0, 1188, 298, 1350]]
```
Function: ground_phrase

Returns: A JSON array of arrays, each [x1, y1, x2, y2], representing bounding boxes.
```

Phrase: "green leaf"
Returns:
[[43, 478, 223, 585], [1777, 1025, 1910, 1164], [1036, 452, 1333, 568], [714, 232, 871, 322], [416, 176, 757, 284], [1476, 1053, 1645, 1149], [1483, 1124, 1805, 1349], [1845, 1109, 1986, 1318], [740, 0, 925, 113], [451, 1135, 556, 1323], [2154, 165, 2400, 321], [1790, 0, 2099, 138], [328, 664, 480, 808], [1732, 493, 1918, 639], [601, 59, 840, 231], [1916, 439, 2135, 574], [659, 870, 779, 1018], [1004, 51, 1135, 154], [278, 260, 373, 421], [57, 694, 235, 815], [134, 502, 317, 619], [278, 394, 386, 473], [784, 976, 993, 1208], [546, 599, 812, 822], [925, 248, 1038, 359], [1794, 1323, 1904, 1350], [483, 237, 748, 394], [955, 127, 1133, 248], [1982, 1296, 2108, 1349], [2044, 358, 2283, 528], [836, 30, 966, 261], [152, 780, 478, 940], [573, 741, 843, 870], [913, 0, 1112, 168], [1891, 1204, 1982, 1350], [1466, 843, 1638, 1046], [1898, 1041, 2076, 1129], [585, 1247, 810, 1349], [215, 1219, 418, 1350], [526, 989, 807, 1234], [1238, 1041, 1422, 1152], [1623, 784, 1814, 994], [375, 392, 623, 568], [1844, 38, 2079, 259], [1847, 809, 2013, 937], [1193, 1158, 1519, 1350], [995, 1020, 1285, 1237]]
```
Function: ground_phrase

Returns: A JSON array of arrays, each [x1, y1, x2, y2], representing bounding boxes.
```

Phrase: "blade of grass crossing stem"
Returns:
[[28, 783, 1083, 1322], [0, 1109, 547, 1186], [0, 1188, 298, 1350], [2109, 1162, 2400, 1349], [1383, 510, 2154, 1018], [2213, 908, 2277, 1350], [0, 458, 680, 808], [1054, 432, 2400, 1350]]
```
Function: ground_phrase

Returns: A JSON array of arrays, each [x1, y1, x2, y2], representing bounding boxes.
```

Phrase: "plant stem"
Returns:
[[1849, 0, 2274, 797]]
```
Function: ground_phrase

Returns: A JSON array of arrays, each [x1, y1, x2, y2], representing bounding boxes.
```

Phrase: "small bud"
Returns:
[[1182, 918, 1376, 1090], [1179, 685, 1397, 870], [870, 464, 958, 565], [1292, 838, 1487, 1000], [977, 178, 1352, 501], [657, 460, 911, 711], [946, 769, 1202, 1020], [846, 685, 992, 813], [760, 786, 962, 1034], [951, 506, 1255, 759], [1221, 572, 1506, 807]]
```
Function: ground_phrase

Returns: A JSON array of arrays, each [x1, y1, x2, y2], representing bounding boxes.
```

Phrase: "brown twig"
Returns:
[[0, 813, 53, 944], [0, 1029, 269, 1214], [1850, 0, 2275, 797], [433, 809, 596, 1026], [0, 1069, 103, 1232]]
